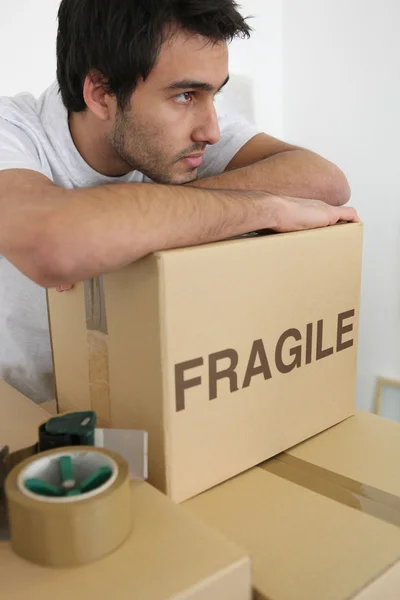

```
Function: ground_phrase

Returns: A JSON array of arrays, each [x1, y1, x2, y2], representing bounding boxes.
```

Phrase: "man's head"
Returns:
[[56, 0, 251, 184]]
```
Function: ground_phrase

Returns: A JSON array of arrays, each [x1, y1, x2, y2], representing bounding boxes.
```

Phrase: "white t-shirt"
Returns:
[[0, 81, 260, 404]]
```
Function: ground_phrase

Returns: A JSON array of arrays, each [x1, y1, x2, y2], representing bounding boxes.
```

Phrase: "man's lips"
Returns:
[[180, 153, 205, 168]]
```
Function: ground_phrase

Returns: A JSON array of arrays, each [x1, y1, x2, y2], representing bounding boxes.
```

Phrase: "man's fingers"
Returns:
[[56, 284, 74, 292], [334, 206, 360, 224]]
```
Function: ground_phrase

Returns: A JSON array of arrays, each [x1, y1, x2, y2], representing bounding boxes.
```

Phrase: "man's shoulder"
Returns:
[[0, 84, 60, 176], [0, 82, 57, 128], [0, 91, 38, 124]]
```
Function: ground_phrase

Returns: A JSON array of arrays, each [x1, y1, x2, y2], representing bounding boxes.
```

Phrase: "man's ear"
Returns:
[[82, 71, 116, 122]]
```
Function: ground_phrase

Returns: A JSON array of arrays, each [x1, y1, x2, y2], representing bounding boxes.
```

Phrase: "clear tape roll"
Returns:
[[4, 446, 132, 567]]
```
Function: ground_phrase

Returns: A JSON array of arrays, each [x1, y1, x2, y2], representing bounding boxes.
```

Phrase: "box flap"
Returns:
[[285, 410, 400, 497], [0, 380, 49, 453], [184, 467, 400, 600]]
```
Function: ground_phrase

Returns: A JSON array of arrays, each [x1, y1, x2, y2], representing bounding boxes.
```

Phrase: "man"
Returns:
[[0, 0, 359, 404]]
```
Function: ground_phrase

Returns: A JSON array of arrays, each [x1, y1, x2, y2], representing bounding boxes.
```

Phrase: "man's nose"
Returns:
[[192, 103, 221, 146]]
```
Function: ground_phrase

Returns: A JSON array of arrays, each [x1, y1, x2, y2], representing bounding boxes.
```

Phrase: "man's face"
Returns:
[[108, 30, 229, 184]]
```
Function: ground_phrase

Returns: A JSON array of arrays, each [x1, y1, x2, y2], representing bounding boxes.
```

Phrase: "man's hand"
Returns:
[[56, 284, 74, 292], [273, 196, 360, 232]]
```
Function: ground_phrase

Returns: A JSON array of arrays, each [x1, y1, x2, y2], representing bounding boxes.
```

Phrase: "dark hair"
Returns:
[[56, 0, 251, 113]]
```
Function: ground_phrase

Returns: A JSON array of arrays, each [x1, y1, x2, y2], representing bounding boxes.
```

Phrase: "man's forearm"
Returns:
[[39, 182, 278, 286], [190, 149, 351, 206], [0, 170, 358, 289]]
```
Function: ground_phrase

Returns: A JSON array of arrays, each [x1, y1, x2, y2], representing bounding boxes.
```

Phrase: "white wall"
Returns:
[[218, 0, 283, 138], [282, 0, 400, 418], [0, 0, 59, 97]]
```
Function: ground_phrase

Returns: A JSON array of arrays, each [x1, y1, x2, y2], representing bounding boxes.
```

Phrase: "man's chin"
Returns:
[[148, 165, 198, 186], [169, 169, 199, 186]]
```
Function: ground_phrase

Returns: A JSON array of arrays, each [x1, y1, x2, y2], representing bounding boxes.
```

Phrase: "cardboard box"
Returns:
[[283, 408, 400, 498], [47, 223, 363, 502], [0, 379, 252, 600], [184, 411, 400, 600], [0, 379, 50, 452]]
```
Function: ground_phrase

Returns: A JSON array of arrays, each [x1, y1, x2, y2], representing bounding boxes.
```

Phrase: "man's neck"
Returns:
[[68, 111, 131, 177]]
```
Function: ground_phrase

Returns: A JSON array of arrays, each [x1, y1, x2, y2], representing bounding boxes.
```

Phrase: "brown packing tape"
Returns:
[[1, 409, 77, 491], [85, 278, 111, 427], [87, 330, 111, 427], [0, 443, 46, 541], [4, 446, 132, 567], [261, 454, 400, 529]]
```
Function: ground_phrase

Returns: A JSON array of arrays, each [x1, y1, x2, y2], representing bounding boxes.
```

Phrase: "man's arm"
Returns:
[[0, 169, 359, 289], [190, 133, 351, 207]]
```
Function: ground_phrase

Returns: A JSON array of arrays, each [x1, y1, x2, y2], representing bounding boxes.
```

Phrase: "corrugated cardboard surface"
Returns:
[[105, 223, 363, 501], [184, 466, 400, 600], [48, 223, 363, 502], [40, 398, 58, 416], [0, 379, 252, 600], [46, 285, 92, 413], [286, 410, 400, 497], [2, 479, 251, 600], [0, 379, 49, 452], [104, 255, 168, 493], [355, 561, 400, 600]]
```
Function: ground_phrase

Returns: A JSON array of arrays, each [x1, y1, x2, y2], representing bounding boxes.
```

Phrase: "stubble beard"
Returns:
[[109, 109, 195, 185]]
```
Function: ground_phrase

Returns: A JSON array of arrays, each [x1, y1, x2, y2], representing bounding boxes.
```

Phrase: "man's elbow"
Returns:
[[0, 231, 69, 289], [22, 255, 69, 289], [28, 261, 70, 289], [325, 169, 351, 207], [22, 231, 76, 289]]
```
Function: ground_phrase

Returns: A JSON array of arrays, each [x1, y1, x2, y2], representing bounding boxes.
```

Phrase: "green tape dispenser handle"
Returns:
[[25, 411, 112, 498], [38, 411, 97, 452], [25, 456, 112, 498]]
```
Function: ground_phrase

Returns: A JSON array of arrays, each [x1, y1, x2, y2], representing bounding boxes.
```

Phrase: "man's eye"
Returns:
[[175, 92, 193, 104]]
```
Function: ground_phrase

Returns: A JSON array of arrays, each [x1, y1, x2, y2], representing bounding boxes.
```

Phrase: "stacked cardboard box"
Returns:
[[184, 410, 400, 599], [0, 380, 252, 600], [3, 383, 400, 599], [47, 223, 363, 501]]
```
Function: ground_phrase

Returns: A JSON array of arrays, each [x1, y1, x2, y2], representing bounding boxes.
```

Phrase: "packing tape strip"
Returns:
[[4, 445, 132, 567], [261, 454, 400, 528]]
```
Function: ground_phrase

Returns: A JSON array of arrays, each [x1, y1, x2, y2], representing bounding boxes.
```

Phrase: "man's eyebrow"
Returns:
[[166, 75, 230, 92]]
